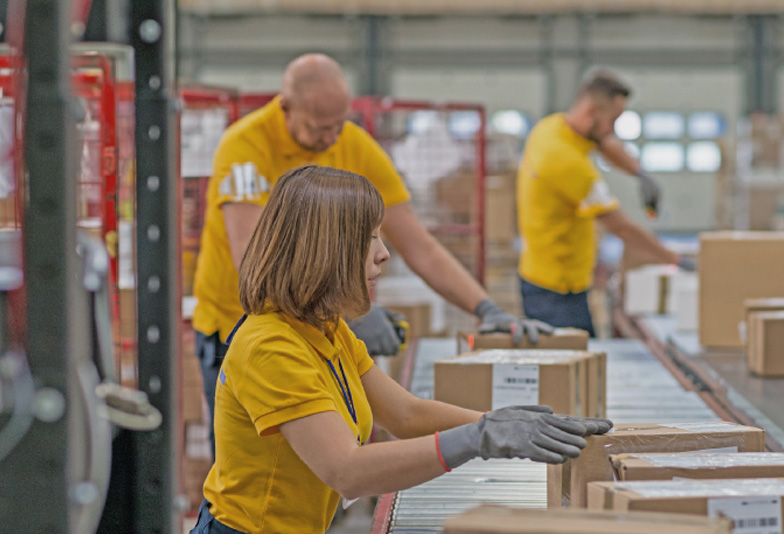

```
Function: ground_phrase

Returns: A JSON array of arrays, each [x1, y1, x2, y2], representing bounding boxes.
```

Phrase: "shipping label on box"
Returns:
[[611, 452, 784, 482], [443, 504, 733, 534], [549, 421, 766, 509], [587, 478, 784, 531]]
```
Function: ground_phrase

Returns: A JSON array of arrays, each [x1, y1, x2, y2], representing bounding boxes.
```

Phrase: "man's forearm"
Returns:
[[616, 224, 678, 265]]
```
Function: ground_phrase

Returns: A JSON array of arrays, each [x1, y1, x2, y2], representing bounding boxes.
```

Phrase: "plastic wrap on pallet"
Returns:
[[615, 478, 784, 498]]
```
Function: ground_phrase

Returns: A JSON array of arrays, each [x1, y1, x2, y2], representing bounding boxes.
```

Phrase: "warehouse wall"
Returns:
[[178, 12, 784, 232]]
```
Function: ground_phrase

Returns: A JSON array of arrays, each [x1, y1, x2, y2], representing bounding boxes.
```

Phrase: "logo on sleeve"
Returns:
[[218, 163, 270, 201], [219, 368, 227, 386], [580, 181, 615, 210]]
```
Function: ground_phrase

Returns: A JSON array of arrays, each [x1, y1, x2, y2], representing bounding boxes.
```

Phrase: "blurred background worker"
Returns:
[[192, 53, 553, 457], [517, 70, 694, 337]]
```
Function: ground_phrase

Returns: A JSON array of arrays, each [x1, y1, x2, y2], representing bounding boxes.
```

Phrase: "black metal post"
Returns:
[[0, 0, 88, 532]]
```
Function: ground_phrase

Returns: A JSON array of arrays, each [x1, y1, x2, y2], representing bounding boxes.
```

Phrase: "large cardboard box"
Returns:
[[434, 350, 603, 417], [610, 452, 784, 482], [442, 504, 732, 534], [587, 479, 784, 524], [548, 421, 766, 509], [699, 232, 784, 348], [457, 329, 589, 352], [747, 310, 784, 377]]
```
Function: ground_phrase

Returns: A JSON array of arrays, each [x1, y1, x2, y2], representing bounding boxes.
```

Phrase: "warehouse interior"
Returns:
[[3, 1, 784, 533]]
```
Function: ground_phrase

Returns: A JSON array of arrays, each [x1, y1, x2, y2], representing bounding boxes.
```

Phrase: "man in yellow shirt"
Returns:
[[193, 53, 552, 456], [517, 70, 692, 336]]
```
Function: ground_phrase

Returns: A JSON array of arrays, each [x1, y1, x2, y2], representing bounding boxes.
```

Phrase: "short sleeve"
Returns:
[[233, 337, 337, 436], [350, 126, 411, 207], [212, 134, 273, 208], [551, 159, 619, 218]]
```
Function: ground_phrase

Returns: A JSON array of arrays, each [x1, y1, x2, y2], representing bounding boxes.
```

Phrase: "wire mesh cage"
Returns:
[[179, 85, 239, 298], [238, 92, 276, 118], [351, 97, 487, 284]]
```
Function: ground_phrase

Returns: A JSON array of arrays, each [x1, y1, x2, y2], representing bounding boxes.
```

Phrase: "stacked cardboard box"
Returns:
[[443, 504, 732, 534], [747, 310, 784, 377], [457, 328, 589, 352], [588, 478, 784, 523], [548, 421, 766, 508], [434, 349, 606, 418], [610, 452, 784, 482], [485, 173, 517, 245], [699, 232, 784, 348], [624, 265, 691, 315]]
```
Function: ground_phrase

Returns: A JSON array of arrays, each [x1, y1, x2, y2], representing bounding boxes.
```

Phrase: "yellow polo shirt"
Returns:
[[192, 96, 410, 341], [203, 310, 375, 533], [517, 113, 619, 293]]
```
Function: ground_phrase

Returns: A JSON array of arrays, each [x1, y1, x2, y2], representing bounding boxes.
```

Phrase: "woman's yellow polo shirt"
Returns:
[[203, 311, 374, 533]]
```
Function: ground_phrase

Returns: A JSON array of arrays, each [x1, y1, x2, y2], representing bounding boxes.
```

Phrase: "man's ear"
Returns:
[[279, 96, 291, 115]]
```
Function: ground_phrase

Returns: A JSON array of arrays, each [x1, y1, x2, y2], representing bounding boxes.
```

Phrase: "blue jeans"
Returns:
[[195, 331, 229, 460], [189, 500, 246, 534], [520, 277, 595, 337]]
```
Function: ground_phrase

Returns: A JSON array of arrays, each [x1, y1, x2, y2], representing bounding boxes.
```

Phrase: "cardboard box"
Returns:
[[548, 421, 766, 509], [610, 452, 784, 482], [673, 275, 699, 331], [587, 478, 784, 521], [443, 504, 732, 534], [747, 310, 784, 377], [699, 232, 784, 348], [457, 329, 589, 352], [742, 298, 784, 344], [385, 302, 432, 341], [485, 173, 517, 244], [434, 350, 604, 417], [624, 265, 683, 315]]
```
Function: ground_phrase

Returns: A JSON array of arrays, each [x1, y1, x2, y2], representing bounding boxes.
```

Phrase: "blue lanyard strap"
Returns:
[[327, 358, 357, 426]]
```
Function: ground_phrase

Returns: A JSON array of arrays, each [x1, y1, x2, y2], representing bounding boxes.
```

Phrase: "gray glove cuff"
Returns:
[[474, 299, 502, 320], [437, 422, 482, 470]]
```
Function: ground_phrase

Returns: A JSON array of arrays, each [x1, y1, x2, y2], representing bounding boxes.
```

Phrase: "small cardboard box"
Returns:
[[485, 173, 517, 244], [548, 421, 766, 509], [741, 297, 784, 344], [699, 232, 784, 348], [624, 265, 683, 315], [587, 478, 784, 520], [747, 310, 784, 377], [610, 452, 784, 482], [442, 504, 732, 534], [434, 350, 602, 417], [457, 329, 589, 352]]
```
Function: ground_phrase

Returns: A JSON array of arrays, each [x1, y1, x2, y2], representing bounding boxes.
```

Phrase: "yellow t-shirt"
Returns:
[[517, 113, 619, 293], [203, 311, 375, 533], [192, 96, 411, 341]]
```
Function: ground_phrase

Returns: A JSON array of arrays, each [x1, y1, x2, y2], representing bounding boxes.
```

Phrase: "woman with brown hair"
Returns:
[[190, 165, 612, 534]]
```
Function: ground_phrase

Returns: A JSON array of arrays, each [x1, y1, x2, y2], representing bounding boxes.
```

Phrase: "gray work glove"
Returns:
[[348, 305, 405, 356], [677, 256, 696, 272], [475, 299, 554, 345], [438, 405, 613, 470], [637, 171, 661, 216]]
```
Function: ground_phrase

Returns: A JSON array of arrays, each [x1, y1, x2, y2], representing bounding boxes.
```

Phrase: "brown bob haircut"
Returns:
[[238, 165, 385, 332], [578, 69, 632, 102]]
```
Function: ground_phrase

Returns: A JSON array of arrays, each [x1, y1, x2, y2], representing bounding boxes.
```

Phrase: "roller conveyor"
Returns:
[[372, 337, 723, 533]]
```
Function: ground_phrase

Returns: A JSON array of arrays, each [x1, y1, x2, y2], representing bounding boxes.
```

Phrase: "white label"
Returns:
[[708, 496, 782, 534], [662, 422, 741, 433], [491, 364, 539, 409]]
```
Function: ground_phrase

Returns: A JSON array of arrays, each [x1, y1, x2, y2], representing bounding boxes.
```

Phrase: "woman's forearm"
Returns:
[[389, 398, 482, 439]]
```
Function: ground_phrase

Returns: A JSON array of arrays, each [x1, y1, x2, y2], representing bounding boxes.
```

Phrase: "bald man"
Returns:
[[192, 54, 552, 457]]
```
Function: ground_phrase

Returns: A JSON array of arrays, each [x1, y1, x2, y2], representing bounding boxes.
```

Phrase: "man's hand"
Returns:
[[348, 305, 406, 356], [474, 299, 554, 345], [637, 172, 661, 217]]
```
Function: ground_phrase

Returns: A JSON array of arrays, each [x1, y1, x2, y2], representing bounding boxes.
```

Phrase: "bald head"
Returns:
[[280, 54, 351, 152]]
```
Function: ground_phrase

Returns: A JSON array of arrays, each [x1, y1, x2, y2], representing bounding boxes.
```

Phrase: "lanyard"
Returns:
[[327, 358, 357, 426]]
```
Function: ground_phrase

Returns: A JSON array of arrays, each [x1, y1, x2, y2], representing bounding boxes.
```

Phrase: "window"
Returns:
[[615, 111, 642, 140], [407, 110, 440, 135], [448, 111, 482, 138], [643, 112, 685, 139], [641, 142, 684, 172], [686, 141, 722, 172], [490, 110, 531, 137], [688, 112, 725, 139]]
